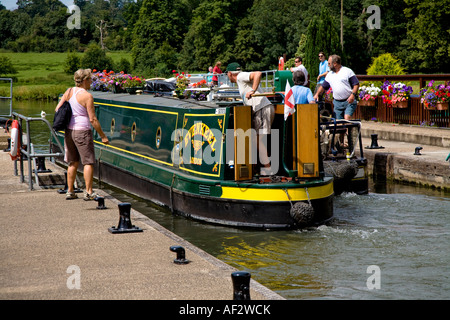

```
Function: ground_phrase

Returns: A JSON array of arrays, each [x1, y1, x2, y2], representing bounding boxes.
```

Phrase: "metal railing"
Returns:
[[188, 70, 276, 91], [12, 112, 65, 190], [0, 78, 13, 118]]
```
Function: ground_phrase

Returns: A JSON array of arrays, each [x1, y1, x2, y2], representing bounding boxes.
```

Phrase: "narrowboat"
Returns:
[[51, 81, 335, 229]]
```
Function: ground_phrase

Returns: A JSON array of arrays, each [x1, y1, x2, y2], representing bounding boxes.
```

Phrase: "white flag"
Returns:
[[284, 80, 295, 121]]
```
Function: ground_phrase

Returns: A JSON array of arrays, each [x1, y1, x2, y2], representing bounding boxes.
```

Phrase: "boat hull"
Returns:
[[94, 158, 334, 229], [51, 91, 335, 229]]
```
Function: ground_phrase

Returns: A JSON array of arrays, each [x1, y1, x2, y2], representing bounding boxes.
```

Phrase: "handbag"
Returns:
[[53, 88, 73, 131]]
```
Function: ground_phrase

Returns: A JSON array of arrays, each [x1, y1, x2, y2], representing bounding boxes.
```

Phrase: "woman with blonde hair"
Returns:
[[55, 68, 109, 200]]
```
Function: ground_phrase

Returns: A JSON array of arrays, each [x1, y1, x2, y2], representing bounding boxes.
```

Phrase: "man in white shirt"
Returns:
[[313, 54, 359, 121], [290, 56, 309, 87], [226, 62, 275, 175]]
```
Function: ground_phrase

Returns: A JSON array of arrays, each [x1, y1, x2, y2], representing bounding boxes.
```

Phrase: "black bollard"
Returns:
[[95, 196, 107, 210], [366, 134, 384, 149], [57, 171, 82, 194], [108, 202, 143, 234], [57, 172, 69, 194], [35, 157, 52, 173], [170, 245, 190, 264], [414, 146, 423, 155], [231, 271, 251, 300]]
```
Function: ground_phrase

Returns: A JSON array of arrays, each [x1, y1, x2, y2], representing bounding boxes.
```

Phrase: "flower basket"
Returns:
[[358, 83, 380, 107], [173, 70, 191, 99], [126, 87, 144, 95], [393, 100, 408, 108], [436, 102, 449, 110], [420, 80, 450, 111], [113, 84, 126, 94], [423, 103, 436, 110], [358, 99, 376, 107], [381, 80, 412, 108]]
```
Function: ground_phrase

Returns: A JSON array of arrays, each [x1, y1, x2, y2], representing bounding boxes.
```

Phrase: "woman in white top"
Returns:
[[55, 69, 109, 200]]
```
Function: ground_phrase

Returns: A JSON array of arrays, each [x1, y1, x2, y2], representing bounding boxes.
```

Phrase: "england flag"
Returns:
[[284, 80, 295, 121]]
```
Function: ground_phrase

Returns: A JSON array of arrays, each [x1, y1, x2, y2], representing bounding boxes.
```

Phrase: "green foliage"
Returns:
[[81, 43, 114, 71], [1, 0, 450, 79], [64, 52, 81, 74], [366, 53, 405, 75], [132, 0, 187, 76], [115, 57, 131, 74], [304, 8, 343, 84], [402, 0, 450, 73], [0, 55, 17, 76], [178, 1, 235, 71], [285, 34, 307, 70]]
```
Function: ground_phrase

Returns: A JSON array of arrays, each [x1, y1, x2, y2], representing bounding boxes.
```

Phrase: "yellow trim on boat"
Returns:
[[94, 101, 179, 115], [93, 140, 174, 167], [220, 180, 334, 202]]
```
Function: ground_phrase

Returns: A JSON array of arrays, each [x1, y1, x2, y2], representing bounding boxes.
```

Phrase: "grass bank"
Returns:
[[0, 51, 132, 100]]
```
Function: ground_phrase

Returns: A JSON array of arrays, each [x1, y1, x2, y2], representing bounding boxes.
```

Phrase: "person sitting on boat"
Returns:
[[55, 68, 109, 200], [226, 62, 275, 176], [291, 70, 315, 104]]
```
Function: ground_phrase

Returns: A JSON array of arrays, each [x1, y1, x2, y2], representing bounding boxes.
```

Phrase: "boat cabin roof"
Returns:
[[91, 91, 242, 110]]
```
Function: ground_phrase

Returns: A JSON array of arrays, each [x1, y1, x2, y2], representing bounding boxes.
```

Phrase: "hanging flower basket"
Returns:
[[358, 83, 380, 107], [358, 99, 376, 107], [393, 100, 408, 108], [381, 80, 412, 108], [420, 80, 450, 111], [423, 103, 436, 110], [436, 102, 449, 110]]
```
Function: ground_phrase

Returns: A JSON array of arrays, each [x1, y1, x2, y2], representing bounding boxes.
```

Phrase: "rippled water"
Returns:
[[102, 182, 450, 300], [12, 101, 450, 300]]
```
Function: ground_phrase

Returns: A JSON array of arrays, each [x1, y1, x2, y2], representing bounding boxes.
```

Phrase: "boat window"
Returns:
[[131, 122, 137, 142], [110, 118, 115, 136], [156, 126, 162, 148]]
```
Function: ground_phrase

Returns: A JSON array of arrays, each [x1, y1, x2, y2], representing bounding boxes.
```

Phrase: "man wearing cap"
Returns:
[[226, 62, 275, 176]]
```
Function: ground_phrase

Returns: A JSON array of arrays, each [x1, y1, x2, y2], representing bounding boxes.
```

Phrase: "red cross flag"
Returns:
[[284, 80, 295, 121]]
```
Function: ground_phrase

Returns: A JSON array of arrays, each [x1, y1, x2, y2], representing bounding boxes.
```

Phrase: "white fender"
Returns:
[[10, 120, 20, 159]]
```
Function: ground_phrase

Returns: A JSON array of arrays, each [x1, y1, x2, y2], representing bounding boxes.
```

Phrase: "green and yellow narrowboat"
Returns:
[[52, 89, 334, 229]]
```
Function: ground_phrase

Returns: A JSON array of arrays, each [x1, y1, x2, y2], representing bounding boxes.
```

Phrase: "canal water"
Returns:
[[11, 101, 450, 300]]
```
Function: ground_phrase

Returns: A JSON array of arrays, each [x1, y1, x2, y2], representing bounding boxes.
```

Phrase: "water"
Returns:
[[12, 101, 450, 300], [104, 185, 449, 300]]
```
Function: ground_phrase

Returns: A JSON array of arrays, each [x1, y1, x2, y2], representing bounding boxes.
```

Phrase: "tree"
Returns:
[[304, 8, 343, 83], [64, 51, 81, 74], [132, 0, 188, 76], [366, 53, 405, 75], [0, 56, 17, 76], [178, 1, 235, 71], [80, 43, 114, 71], [402, 0, 450, 73]]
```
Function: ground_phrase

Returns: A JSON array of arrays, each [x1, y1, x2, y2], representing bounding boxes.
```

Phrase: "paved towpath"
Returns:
[[0, 142, 282, 300]]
